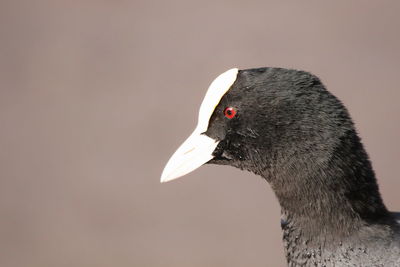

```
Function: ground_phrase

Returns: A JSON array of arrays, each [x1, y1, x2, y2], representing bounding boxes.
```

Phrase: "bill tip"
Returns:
[[160, 171, 177, 183]]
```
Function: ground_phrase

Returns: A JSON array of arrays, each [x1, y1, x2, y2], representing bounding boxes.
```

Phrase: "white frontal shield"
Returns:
[[161, 68, 239, 182]]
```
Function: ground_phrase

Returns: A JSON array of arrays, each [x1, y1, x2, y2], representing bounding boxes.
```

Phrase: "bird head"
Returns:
[[161, 67, 351, 183]]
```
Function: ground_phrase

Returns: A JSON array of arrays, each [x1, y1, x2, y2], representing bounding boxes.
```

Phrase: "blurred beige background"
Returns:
[[0, 1, 399, 266]]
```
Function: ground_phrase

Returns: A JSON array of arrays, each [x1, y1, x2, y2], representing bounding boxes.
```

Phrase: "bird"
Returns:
[[160, 67, 400, 266]]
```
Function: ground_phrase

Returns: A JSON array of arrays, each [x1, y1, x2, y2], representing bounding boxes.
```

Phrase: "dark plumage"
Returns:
[[162, 68, 400, 266]]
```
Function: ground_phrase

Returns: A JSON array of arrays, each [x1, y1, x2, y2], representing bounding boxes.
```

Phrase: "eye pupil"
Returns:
[[224, 107, 236, 119]]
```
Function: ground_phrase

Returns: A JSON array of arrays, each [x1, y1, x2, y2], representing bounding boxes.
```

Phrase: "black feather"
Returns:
[[206, 68, 400, 266]]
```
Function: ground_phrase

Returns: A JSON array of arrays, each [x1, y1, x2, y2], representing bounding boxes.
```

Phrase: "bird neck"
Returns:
[[275, 174, 369, 246], [263, 131, 394, 246]]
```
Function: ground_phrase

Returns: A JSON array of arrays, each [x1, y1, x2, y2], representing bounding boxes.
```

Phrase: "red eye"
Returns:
[[224, 107, 237, 119]]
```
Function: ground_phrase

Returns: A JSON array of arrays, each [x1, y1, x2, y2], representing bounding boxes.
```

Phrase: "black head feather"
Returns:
[[204, 68, 400, 265]]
